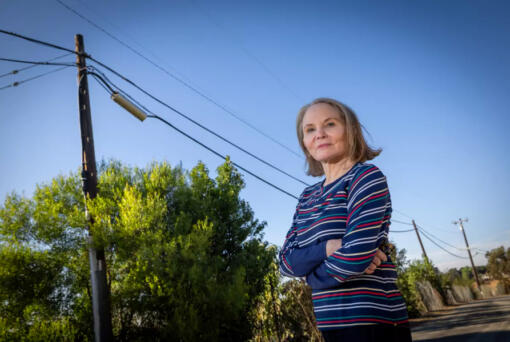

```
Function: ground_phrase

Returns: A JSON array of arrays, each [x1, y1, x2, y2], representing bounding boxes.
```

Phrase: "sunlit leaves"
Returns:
[[0, 159, 274, 340]]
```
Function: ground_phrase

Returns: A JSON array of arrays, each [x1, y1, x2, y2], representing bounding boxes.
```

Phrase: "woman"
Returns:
[[279, 98, 412, 341]]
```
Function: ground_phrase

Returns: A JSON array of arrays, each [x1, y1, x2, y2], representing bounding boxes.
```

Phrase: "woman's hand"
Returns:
[[326, 239, 342, 257], [364, 249, 388, 274]]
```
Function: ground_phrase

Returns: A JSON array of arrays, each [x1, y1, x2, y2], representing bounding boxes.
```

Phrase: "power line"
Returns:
[[0, 57, 75, 67], [391, 218, 413, 226], [88, 71, 115, 94], [0, 29, 310, 187], [390, 229, 414, 233], [0, 26, 301, 199], [417, 225, 466, 252], [149, 114, 299, 200], [473, 247, 489, 253], [0, 53, 73, 78], [86, 64, 310, 186], [0, 29, 77, 55], [55, 0, 304, 159], [190, 0, 304, 102], [0, 66, 71, 91], [418, 228, 468, 259], [89, 73, 299, 200], [88, 67, 151, 115], [392, 209, 414, 220], [414, 220, 459, 235]]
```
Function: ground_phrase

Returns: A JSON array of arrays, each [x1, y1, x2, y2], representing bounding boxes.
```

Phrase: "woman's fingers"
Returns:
[[365, 263, 377, 274], [364, 249, 388, 274], [375, 249, 387, 262]]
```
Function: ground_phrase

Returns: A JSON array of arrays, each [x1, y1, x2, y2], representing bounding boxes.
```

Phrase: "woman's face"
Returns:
[[302, 103, 347, 164]]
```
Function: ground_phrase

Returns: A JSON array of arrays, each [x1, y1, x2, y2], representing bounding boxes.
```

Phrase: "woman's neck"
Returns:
[[322, 159, 356, 186]]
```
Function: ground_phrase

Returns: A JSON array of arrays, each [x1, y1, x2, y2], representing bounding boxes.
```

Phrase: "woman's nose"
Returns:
[[315, 127, 326, 139]]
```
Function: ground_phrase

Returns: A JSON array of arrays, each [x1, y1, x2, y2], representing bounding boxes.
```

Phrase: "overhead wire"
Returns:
[[0, 65, 71, 91], [417, 224, 467, 252], [392, 209, 414, 220], [88, 71, 115, 94], [189, 0, 304, 102], [0, 29, 77, 55], [417, 227, 469, 259], [390, 229, 414, 233], [473, 247, 489, 253], [86, 60, 313, 186], [85, 64, 310, 186], [419, 223, 488, 254], [0, 29, 310, 187], [391, 218, 413, 226], [0, 53, 73, 78], [0, 29, 487, 256], [55, 0, 304, 158], [88, 71, 299, 200], [0, 57, 75, 67]]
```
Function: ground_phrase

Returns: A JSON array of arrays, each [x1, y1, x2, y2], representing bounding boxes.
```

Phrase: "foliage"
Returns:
[[393, 246, 444, 317], [0, 159, 274, 341], [277, 279, 322, 342], [485, 246, 510, 281], [249, 257, 321, 342]]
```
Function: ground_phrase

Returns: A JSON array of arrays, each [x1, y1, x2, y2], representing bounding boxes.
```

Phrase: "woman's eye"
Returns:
[[326, 121, 335, 127], [305, 127, 315, 133]]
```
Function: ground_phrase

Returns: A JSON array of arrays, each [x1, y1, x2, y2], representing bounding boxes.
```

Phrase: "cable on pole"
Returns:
[[392, 209, 414, 220], [149, 114, 300, 200], [389, 229, 415, 233], [89, 74, 299, 200], [0, 53, 73, 78], [85, 64, 310, 186], [0, 65, 71, 91], [0, 57, 75, 67], [0, 29, 78, 55], [391, 218, 413, 226], [418, 228, 469, 259], [417, 225, 467, 252], [190, 0, 304, 102], [0, 30, 309, 186], [55, 0, 304, 158]]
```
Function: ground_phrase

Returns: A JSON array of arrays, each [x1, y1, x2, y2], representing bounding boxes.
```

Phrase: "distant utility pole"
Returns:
[[453, 218, 481, 291], [412, 219, 429, 263], [75, 34, 113, 342]]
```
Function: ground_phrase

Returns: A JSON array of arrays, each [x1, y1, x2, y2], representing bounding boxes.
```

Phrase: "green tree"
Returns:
[[0, 159, 274, 341], [277, 279, 321, 342], [393, 246, 444, 317], [485, 246, 510, 280]]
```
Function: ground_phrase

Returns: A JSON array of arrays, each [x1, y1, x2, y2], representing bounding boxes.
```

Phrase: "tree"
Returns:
[[392, 244, 444, 317], [0, 159, 274, 341], [485, 246, 510, 280]]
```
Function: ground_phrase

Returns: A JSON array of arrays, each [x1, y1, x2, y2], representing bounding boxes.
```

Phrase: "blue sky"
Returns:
[[1, 0, 509, 271]]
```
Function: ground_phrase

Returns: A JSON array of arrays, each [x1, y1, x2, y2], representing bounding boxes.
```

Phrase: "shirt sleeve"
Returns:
[[279, 200, 329, 278], [306, 165, 390, 289]]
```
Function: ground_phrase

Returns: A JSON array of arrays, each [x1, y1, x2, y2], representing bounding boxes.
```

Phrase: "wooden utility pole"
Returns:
[[412, 219, 429, 263], [75, 34, 113, 342], [454, 218, 481, 291]]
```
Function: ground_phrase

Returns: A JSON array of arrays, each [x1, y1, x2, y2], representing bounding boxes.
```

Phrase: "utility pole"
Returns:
[[75, 34, 113, 342], [412, 220, 429, 263], [453, 218, 481, 291]]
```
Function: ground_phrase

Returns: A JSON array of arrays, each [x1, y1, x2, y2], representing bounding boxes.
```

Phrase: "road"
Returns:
[[410, 295, 510, 342]]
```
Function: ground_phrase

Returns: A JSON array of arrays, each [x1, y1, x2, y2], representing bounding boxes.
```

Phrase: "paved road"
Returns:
[[410, 295, 510, 341]]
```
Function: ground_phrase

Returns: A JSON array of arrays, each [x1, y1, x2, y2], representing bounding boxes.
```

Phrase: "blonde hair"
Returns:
[[296, 98, 381, 177]]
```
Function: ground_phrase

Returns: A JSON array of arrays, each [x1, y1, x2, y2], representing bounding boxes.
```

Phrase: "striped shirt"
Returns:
[[279, 163, 408, 331]]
